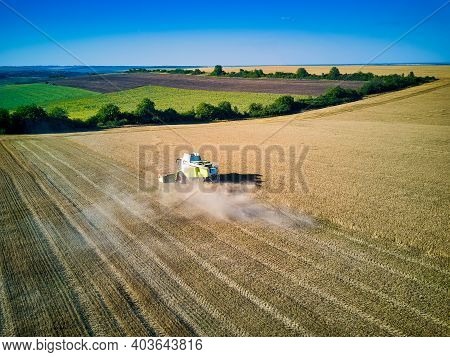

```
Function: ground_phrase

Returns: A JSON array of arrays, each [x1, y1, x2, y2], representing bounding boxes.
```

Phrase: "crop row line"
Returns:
[[20, 140, 254, 337], [26, 140, 311, 336], [56, 138, 449, 280], [37, 140, 403, 335]]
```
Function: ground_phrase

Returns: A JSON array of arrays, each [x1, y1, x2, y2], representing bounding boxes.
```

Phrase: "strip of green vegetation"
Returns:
[[0, 83, 98, 110], [0, 86, 361, 134], [45, 85, 304, 120]]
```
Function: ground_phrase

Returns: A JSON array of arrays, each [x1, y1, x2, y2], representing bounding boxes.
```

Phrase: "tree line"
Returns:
[[127, 65, 436, 90]]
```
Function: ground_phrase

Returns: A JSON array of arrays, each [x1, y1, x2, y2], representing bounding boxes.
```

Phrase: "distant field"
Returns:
[[51, 72, 363, 94], [0, 83, 97, 110], [201, 65, 450, 79], [46, 85, 307, 119]]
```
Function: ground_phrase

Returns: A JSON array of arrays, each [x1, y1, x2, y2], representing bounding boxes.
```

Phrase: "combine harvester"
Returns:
[[159, 153, 219, 183]]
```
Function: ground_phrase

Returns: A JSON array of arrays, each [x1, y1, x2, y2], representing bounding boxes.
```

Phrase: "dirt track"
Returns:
[[0, 136, 448, 336], [52, 73, 364, 95]]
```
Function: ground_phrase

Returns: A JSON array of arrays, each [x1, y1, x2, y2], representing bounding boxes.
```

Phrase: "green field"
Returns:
[[46, 85, 306, 119], [1, 83, 307, 120], [0, 83, 98, 110]]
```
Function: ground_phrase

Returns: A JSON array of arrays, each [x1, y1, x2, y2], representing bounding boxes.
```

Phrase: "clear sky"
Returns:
[[0, 0, 449, 66]]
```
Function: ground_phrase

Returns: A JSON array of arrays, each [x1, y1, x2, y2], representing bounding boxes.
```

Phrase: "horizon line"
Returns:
[[1, 62, 450, 68]]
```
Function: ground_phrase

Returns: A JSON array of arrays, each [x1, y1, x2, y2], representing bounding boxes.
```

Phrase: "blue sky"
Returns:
[[0, 0, 449, 65]]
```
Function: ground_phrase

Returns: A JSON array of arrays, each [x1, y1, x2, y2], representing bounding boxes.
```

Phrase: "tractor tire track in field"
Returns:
[[48, 137, 450, 291], [1, 137, 448, 336], [232, 225, 448, 333], [23, 140, 309, 336], [50, 137, 450, 283], [29, 139, 400, 336], [29, 138, 450, 334], [2, 142, 165, 336], [0, 145, 92, 336], [15, 141, 243, 337], [36, 137, 449, 335], [25, 140, 326, 334]]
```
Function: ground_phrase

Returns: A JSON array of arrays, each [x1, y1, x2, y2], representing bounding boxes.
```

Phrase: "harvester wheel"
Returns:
[[176, 171, 187, 184]]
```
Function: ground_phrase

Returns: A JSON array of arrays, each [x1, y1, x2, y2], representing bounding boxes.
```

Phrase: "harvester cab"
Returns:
[[159, 152, 219, 183]]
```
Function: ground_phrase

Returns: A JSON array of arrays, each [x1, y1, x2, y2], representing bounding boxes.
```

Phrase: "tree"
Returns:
[[48, 107, 68, 120], [10, 104, 48, 133], [254, 69, 264, 77], [95, 103, 121, 124], [211, 65, 225, 76], [267, 95, 295, 114], [0, 108, 11, 134], [323, 86, 361, 102], [328, 66, 341, 79], [296, 67, 309, 78], [195, 102, 218, 120], [247, 103, 264, 117], [216, 101, 237, 118], [135, 98, 157, 123]]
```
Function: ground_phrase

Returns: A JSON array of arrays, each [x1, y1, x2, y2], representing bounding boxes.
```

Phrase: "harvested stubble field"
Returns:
[[0, 77, 449, 337], [51, 72, 363, 95]]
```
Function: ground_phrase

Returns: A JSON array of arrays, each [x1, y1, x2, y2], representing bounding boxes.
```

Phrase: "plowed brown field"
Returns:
[[0, 79, 448, 337]]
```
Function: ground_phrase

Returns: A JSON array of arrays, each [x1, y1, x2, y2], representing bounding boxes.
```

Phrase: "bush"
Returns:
[[323, 86, 361, 101], [359, 79, 385, 95], [5, 105, 87, 133], [135, 98, 157, 123], [94, 103, 122, 124], [328, 66, 341, 79], [216, 101, 240, 119], [210, 65, 225, 76], [296, 68, 309, 78], [195, 102, 218, 120], [10, 104, 49, 133], [158, 108, 180, 123], [0, 108, 11, 134], [247, 103, 265, 117], [358, 74, 432, 96], [265, 95, 296, 115], [48, 107, 68, 120]]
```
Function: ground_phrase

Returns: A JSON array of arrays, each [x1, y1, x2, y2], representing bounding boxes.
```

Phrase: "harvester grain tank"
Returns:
[[159, 153, 219, 183]]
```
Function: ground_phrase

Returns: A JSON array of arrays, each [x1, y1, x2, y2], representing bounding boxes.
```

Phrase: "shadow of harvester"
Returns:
[[218, 173, 262, 187]]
